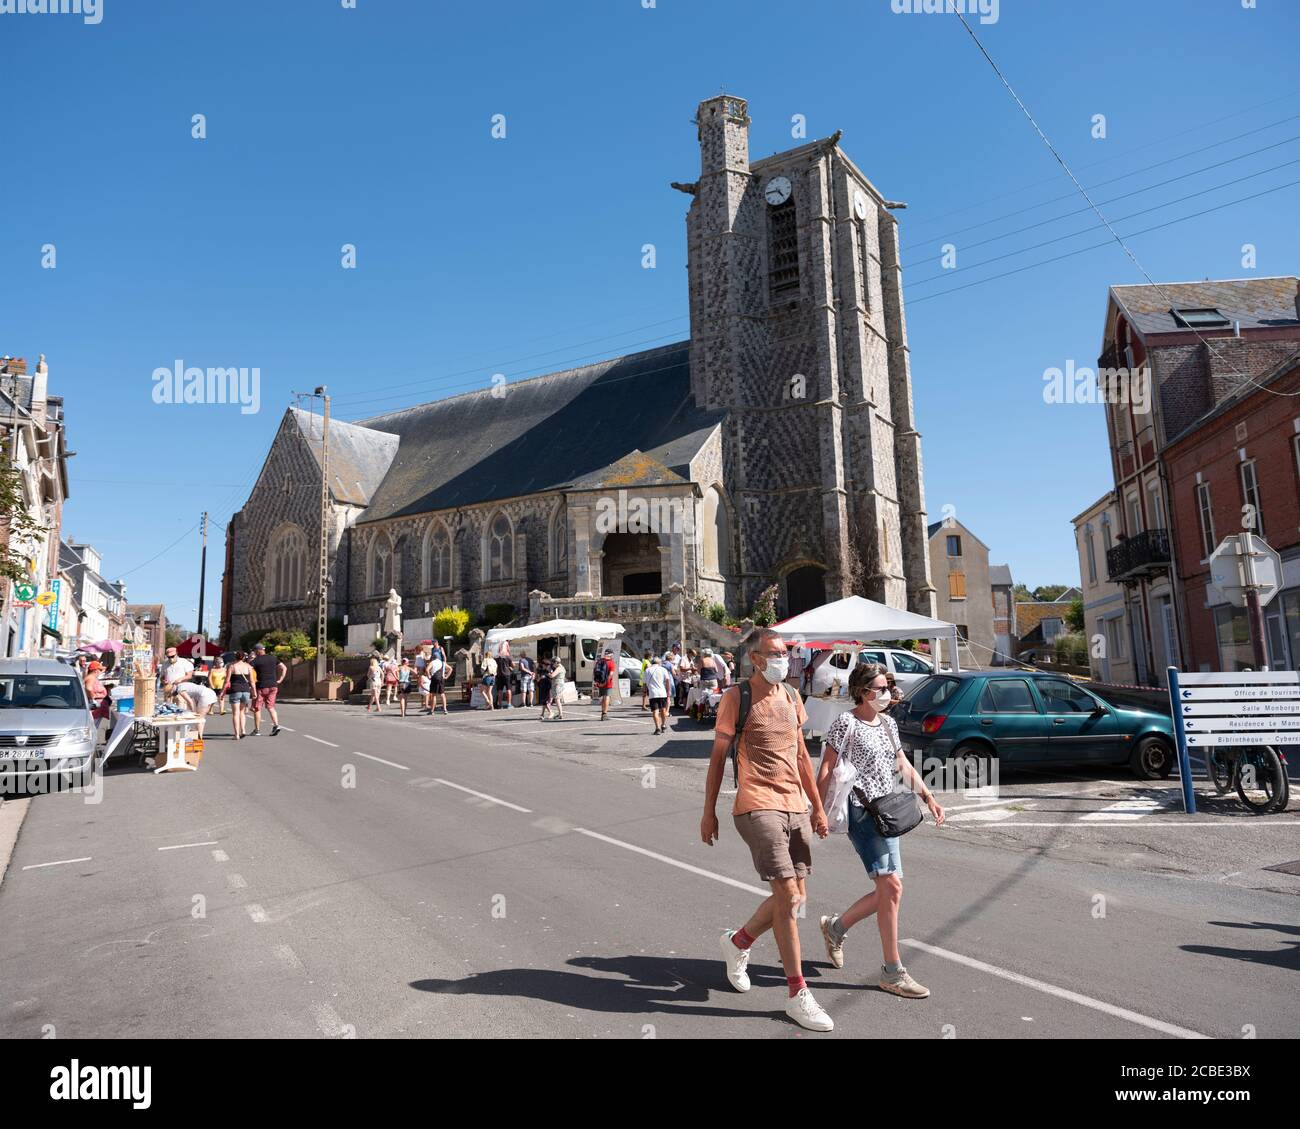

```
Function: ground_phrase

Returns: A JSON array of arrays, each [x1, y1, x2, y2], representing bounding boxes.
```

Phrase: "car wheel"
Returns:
[[950, 743, 994, 789], [1129, 736, 1173, 780]]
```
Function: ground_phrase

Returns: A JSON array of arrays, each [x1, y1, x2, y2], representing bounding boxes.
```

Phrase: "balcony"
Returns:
[[1106, 528, 1171, 583]]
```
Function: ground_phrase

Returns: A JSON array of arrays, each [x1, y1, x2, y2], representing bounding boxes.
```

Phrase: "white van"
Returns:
[[807, 647, 934, 698]]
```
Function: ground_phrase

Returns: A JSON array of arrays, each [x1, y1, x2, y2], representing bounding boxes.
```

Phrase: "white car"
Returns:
[[807, 647, 934, 698], [0, 658, 99, 794]]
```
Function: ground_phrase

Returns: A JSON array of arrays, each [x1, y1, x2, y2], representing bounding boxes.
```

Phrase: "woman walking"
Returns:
[[224, 651, 256, 740], [480, 652, 497, 711], [209, 655, 228, 714], [366, 656, 383, 712], [548, 657, 566, 720], [397, 657, 413, 717], [815, 663, 944, 998], [537, 657, 553, 719]]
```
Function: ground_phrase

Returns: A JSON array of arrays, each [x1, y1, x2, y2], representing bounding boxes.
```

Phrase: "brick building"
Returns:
[[224, 95, 936, 650], [1098, 276, 1300, 685], [1165, 349, 1300, 671]]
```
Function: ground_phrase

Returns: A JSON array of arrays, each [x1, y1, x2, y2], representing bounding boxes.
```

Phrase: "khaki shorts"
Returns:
[[733, 809, 813, 882]]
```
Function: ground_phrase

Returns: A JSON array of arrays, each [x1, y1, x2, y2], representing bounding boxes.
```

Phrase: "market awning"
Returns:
[[771, 595, 962, 671], [484, 619, 625, 650]]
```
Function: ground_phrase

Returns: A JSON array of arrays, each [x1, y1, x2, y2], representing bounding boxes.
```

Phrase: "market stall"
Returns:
[[482, 618, 626, 707], [103, 648, 204, 772], [770, 595, 960, 738]]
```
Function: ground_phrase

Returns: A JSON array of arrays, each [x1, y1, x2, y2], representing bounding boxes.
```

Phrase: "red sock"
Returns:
[[732, 928, 756, 950], [787, 975, 806, 998]]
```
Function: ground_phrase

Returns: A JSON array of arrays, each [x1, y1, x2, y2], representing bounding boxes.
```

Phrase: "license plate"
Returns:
[[0, 749, 46, 759]]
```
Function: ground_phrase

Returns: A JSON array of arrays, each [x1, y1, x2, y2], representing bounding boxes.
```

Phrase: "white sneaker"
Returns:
[[720, 930, 751, 992], [785, 987, 834, 1032]]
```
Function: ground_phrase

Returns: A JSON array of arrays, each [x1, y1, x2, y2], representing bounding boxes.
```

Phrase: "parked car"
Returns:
[[892, 670, 1175, 780], [0, 658, 99, 792], [808, 646, 934, 698]]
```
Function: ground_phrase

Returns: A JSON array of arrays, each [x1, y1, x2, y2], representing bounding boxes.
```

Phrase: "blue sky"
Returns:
[[4, 0, 1298, 632]]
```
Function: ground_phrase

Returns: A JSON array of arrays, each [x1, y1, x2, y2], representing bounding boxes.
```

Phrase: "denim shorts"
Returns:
[[228, 691, 251, 706], [847, 800, 902, 878]]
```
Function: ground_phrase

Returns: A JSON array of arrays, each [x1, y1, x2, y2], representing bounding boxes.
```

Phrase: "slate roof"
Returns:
[[351, 341, 722, 525], [1111, 276, 1300, 335], [989, 564, 1013, 587], [290, 409, 400, 507]]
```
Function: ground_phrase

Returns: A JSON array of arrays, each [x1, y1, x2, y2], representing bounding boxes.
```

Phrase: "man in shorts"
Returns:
[[642, 656, 672, 736], [593, 649, 615, 721], [249, 644, 287, 737], [701, 627, 832, 1032]]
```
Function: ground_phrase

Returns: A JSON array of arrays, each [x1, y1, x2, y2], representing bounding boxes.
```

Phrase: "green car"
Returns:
[[893, 671, 1176, 781]]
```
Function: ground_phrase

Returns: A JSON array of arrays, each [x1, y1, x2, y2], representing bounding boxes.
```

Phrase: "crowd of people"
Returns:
[[366, 642, 451, 717]]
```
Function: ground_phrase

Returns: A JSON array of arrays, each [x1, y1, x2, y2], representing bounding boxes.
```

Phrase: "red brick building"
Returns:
[[1165, 350, 1300, 671], [1098, 276, 1300, 684]]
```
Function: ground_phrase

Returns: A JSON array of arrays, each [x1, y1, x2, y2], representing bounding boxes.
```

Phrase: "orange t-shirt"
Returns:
[[715, 678, 809, 816]]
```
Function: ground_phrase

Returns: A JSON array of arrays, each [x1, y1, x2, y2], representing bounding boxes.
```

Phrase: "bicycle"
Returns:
[[1205, 745, 1290, 814]]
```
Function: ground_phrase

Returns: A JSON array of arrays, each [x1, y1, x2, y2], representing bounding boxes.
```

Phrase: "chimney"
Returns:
[[0, 356, 27, 375], [32, 354, 48, 427]]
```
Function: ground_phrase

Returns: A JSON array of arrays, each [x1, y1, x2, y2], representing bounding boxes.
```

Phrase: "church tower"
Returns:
[[682, 95, 935, 618]]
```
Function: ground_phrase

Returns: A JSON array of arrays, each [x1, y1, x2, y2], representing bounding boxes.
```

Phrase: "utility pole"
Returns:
[[315, 388, 331, 684], [197, 512, 208, 644]]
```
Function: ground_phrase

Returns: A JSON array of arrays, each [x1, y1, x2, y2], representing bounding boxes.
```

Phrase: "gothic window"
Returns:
[[487, 511, 514, 582], [858, 221, 871, 311], [424, 523, 452, 590], [701, 486, 730, 577], [769, 196, 799, 299], [550, 504, 568, 577], [266, 524, 308, 605], [369, 536, 394, 596]]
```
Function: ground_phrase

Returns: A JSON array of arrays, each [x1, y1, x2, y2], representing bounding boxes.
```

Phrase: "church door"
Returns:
[[784, 565, 827, 617]]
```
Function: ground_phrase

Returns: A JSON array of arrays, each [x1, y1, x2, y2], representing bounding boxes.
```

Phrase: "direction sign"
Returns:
[[1208, 533, 1282, 609], [1178, 686, 1300, 700], [1182, 701, 1300, 716], [1184, 716, 1300, 731], [1186, 732, 1300, 747]]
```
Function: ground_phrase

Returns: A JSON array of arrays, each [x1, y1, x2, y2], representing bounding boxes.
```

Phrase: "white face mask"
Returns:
[[760, 656, 790, 684], [872, 689, 892, 705]]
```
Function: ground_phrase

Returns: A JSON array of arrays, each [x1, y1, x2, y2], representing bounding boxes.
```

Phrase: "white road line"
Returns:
[[279, 727, 295, 732], [226, 873, 248, 890], [947, 820, 1298, 828], [434, 778, 532, 813], [900, 938, 1209, 1040], [302, 734, 339, 748], [157, 840, 219, 851], [274, 944, 303, 970], [245, 904, 268, 923], [352, 751, 410, 771], [22, 856, 91, 871], [944, 796, 1025, 813], [211, 849, 229, 863], [574, 828, 768, 897], [313, 1002, 348, 1037], [1079, 799, 1165, 822]]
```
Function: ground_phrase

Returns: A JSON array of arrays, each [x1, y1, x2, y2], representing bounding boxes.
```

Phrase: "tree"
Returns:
[[750, 584, 779, 627], [433, 607, 472, 643], [0, 440, 47, 586], [1034, 584, 1070, 603], [1013, 584, 1033, 603], [1067, 598, 1085, 633]]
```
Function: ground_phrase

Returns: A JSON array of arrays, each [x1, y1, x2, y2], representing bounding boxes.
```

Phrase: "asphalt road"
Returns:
[[1, 700, 1296, 1039]]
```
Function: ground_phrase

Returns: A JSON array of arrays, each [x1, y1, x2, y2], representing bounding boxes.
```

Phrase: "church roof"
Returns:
[[567, 449, 689, 491], [351, 341, 721, 524], [290, 409, 400, 506]]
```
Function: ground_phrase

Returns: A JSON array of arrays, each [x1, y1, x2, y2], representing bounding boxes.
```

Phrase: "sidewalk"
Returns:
[[0, 797, 31, 889]]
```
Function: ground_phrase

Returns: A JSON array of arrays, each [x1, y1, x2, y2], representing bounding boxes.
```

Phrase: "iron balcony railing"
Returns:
[[1106, 528, 1171, 582]]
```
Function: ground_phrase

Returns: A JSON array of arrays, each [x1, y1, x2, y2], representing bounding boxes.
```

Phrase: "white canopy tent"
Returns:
[[483, 619, 625, 650], [770, 595, 961, 673]]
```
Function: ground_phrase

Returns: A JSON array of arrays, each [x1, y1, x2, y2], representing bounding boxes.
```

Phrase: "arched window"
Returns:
[[769, 196, 799, 299], [550, 504, 568, 577], [486, 512, 513, 581], [266, 524, 308, 606], [369, 535, 394, 596], [701, 486, 730, 577], [424, 522, 452, 590]]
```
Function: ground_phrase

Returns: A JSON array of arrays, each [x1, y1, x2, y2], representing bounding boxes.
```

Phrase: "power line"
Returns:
[[900, 133, 1300, 272], [949, 10, 1300, 400], [906, 158, 1300, 289], [902, 90, 1300, 238]]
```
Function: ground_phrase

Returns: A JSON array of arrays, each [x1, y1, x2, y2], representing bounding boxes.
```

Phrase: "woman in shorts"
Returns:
[[397, 657, 414, 717], [224, 652, 256, 740], [366, 656, 383, 712], [815, 663, 944, 998]]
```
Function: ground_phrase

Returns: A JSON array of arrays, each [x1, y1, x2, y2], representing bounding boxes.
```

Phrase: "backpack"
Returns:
[[729, 680, 800, 788], [594, 658, 610, 686]]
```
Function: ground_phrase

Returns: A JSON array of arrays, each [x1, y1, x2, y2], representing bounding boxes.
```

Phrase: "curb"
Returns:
[[0, 797, 32, 889]]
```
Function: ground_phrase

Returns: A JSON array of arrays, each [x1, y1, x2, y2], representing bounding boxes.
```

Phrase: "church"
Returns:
[[221, 95, 936, 652]]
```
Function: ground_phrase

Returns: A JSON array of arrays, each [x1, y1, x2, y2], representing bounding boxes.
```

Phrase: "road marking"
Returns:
[[302, 734, 339, 748], [1079, 799, 1165, 822], [434, 778, 531, 813], [943, 796, 1024, 813], [947, 807, 1019, 823], [227, 873, 248, 890], [246, 904, 268, 923], [157, 840, 219, 851], [574, 828, 768, 897], [279, 727, 295, 732], [947, 820, 1297, 828], [353, 751, 410, 771], [211, 849, 229, 862], [313, 1002, 348, 1037], [274, 944, 303, 970], [900, 938, 1208, 1039], [22, 856, 90, 870]]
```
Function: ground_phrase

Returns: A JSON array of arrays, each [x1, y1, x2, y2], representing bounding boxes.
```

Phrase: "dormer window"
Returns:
[[1171, 307, 1230, 329]]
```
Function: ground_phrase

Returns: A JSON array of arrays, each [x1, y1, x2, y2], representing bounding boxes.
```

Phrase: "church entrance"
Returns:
[[784, 565, 826, 617], [601, 532, 662, 596]]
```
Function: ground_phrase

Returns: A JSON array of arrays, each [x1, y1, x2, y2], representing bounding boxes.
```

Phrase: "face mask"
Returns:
[[761, 656, 790, 683], [873, 690, 892, 705]]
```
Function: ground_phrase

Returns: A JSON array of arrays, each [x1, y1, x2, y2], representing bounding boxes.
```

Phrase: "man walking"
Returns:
[[593, 648, 615, 721], [701, 627, 832, 1032], [249, 643, 287, 737], [642, 656, 672, 736]]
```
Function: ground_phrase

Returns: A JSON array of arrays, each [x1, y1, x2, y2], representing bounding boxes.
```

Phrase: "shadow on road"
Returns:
[[1182, 921, 1300, 973], [412, 954, 791, 1018]]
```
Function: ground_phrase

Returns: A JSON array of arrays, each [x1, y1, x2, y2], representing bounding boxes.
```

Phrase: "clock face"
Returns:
[[854, 191, 869, 219], [764, 176, 792, 206]]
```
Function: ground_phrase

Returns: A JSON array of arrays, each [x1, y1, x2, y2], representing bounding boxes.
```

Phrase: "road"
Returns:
[[1, 700, 1297, 1039]]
